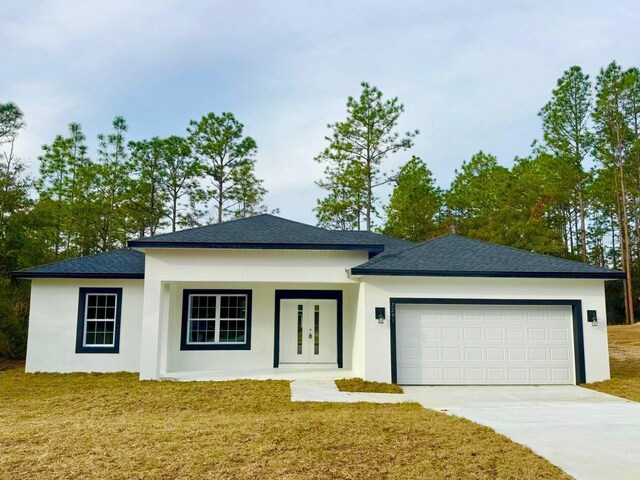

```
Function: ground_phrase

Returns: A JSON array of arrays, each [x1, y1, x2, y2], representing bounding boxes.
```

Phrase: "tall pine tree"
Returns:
[[539, 66, 594, 261], [382, 156, 442, 241], [187, 112, 261, 223], [315, 82, 418, 231]]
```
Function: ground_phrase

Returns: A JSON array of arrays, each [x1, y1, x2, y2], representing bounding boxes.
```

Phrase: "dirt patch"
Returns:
[[585, 324, 640, 403]]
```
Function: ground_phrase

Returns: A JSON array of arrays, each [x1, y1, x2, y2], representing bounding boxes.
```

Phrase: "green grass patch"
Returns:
[[335, 377, 404, 394]]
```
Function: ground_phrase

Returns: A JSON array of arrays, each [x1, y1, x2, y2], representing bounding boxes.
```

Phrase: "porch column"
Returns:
[[139, 280, 170, 380]]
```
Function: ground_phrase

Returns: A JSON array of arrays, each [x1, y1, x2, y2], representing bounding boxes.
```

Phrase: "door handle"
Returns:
[[308, 329, 312, 339]]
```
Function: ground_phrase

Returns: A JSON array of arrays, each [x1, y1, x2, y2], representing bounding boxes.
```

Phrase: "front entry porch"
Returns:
[[142, 280, 360, 380]]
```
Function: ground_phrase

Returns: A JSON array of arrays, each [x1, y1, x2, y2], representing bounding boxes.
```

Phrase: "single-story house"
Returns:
[[13, 214, 624, 384]]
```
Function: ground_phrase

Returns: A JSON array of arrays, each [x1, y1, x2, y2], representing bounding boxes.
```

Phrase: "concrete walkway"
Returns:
[[290, 378, 409, 403], [403, 386, 640, 480]]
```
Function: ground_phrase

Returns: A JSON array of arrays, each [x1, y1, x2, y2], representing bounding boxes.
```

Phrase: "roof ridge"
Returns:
[[129, 214, 350, 243], [129, 213, 275, 242], [355, 234, 448, 268], [340, 229, 416, 244]]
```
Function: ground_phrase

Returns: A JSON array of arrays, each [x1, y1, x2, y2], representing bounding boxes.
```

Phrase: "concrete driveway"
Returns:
[[403, 386, 640, 480]]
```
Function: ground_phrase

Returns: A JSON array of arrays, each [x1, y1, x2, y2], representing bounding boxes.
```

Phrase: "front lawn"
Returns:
[[585, 323, 640, 402], [0, 364, 566, 479]]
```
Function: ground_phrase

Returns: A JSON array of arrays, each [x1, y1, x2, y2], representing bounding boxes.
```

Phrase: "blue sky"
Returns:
[[2, 1, 639, 224]]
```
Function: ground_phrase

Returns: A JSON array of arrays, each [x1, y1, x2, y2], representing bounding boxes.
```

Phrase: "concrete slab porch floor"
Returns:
[[403, 386, 640, 480], [161, 366, 356, 382]]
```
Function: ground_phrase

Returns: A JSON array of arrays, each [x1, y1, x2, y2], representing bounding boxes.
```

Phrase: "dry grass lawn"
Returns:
[[335, 377, 403, 394], [585, 323, 640, 402], [0, 363, 568, 479]]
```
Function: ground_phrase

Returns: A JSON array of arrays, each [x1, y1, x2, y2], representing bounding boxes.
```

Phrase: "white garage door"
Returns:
[[395, 304, 575, 385]]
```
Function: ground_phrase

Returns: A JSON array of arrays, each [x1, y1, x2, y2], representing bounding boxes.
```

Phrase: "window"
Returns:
[[181, 289, 252, 350], [297, 304, 303, 355], [76, 287, 122, 354], [314, 304, 320, 355]]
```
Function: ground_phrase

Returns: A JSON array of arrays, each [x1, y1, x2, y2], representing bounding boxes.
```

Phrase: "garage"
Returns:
[[394, 302, 577, 385]]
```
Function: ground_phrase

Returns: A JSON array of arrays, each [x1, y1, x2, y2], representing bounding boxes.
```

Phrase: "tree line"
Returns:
[[314, 62, 640, 325], [34, 112, 272, 258], [0, 109, 271, 356], [1, 60, 637, 357]]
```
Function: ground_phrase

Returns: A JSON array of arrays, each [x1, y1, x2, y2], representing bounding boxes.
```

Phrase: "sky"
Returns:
[[2, 1, 640, 224]]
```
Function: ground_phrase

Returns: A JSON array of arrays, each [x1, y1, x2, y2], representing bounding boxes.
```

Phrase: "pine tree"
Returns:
[[315, 82, 418, 231], [539, 66, 594, 261], [36, 123, 93, 257], [593, 62, 635, 324], [230, 162, 269, 219], [128, 138, 168, 237], [95, 116, 131, 250], [382, 156, 442, 241], [445, 151, 510, 239], [187, 112, 261, 223], [156, 136, 200, 232]]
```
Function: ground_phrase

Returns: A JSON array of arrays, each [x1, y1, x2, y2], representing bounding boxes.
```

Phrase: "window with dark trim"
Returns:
[[180, 289, 252, 351], [76, 287, 123, 354]]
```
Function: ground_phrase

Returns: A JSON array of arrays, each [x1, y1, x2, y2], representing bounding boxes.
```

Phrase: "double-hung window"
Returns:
[[76, 287, 123, 353], [181, 289, 252, 350]]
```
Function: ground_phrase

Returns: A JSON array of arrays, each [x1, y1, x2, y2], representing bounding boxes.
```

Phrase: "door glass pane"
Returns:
[[314, 305, 320, 355], [297, 304, 303, 354]]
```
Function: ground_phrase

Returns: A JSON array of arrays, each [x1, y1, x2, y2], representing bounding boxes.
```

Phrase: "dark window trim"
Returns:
[[75, 287, 123, 354], [180, 289, 253, 351], [389, 298, 585, 385], [273, 290, 343, 368], [13, 272, 144, 279], [349, 268, 625, 280], [127, 241, 384, 255]]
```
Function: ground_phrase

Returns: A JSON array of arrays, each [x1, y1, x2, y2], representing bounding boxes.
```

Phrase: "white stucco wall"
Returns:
[[358, 276, 611, 384], [25, 278, 144, 373], [23, 247, 612, 385], [139, 249, 367, 379]]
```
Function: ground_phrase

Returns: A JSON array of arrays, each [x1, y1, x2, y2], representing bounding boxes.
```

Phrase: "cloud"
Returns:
[[1, 0, 639, 223]]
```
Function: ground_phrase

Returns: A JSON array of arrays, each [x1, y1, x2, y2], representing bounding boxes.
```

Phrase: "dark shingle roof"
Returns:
[[12, 215, 410, 279], [127, 214, 394, 253], [12, 249, 145, 279], [349, 234, 625, 279], [12, 218, 623, 280]]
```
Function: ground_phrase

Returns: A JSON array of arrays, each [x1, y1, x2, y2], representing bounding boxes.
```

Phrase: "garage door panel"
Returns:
[[442, 327, 461, 340], [485, 328, 503, 340], [396, 304, 575, 385]]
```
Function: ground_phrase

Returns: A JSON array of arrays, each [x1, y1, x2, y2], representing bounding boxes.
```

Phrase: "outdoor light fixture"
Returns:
[[375, 307, 386, 324], [587, 310, 598, 326]]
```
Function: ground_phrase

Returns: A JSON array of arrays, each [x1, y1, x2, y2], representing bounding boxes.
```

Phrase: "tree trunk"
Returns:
[[618, 167, 635, 324], [172, 195, 178, 232], [631, 195, 640, 262], [366, 158, 372, 232], [611, 212, 618, 270], [218, 177, 224, 224], [567, 210, 574, 254], [578, 188, 587, 262]]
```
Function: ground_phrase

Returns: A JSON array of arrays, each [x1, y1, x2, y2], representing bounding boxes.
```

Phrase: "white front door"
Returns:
[[279, 299, 337, 364]]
